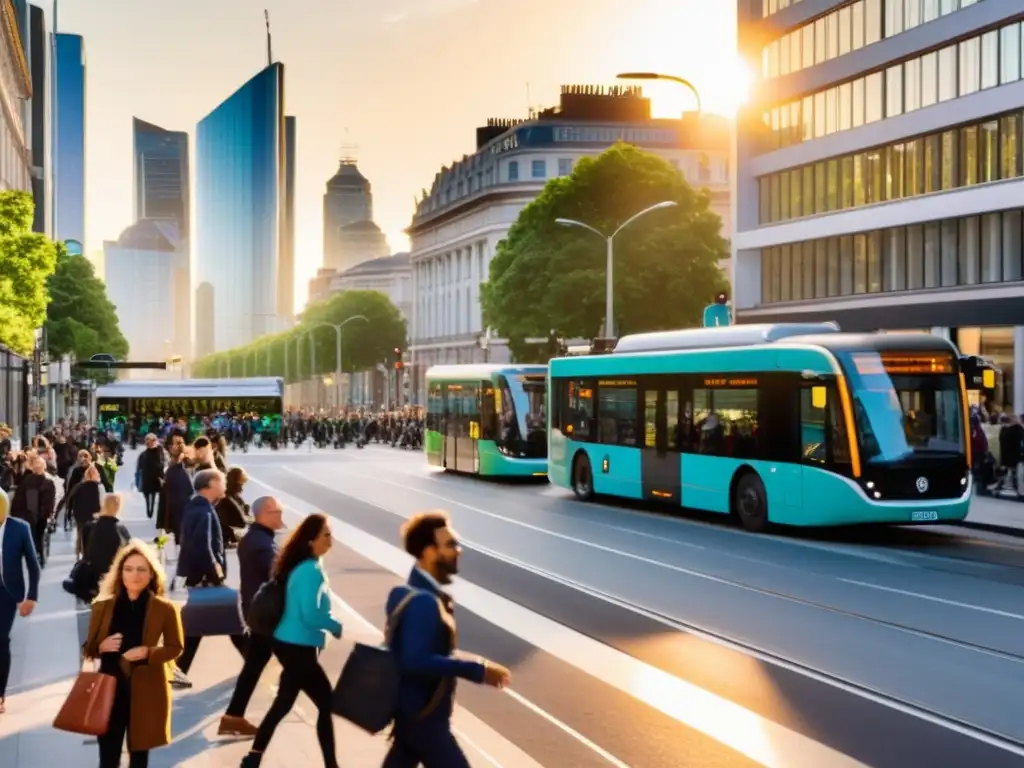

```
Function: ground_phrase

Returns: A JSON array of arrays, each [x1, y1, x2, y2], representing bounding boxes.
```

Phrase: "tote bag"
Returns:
[[52, 669, 116, 736]]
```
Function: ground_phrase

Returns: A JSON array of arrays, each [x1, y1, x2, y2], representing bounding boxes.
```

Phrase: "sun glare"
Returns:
[[644, 56, 752, 118]]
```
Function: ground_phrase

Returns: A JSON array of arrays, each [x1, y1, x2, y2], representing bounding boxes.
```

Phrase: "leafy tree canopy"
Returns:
[[0, 191, 57, 355], [481, 142, 729, 362], [191, 289, 407, 383], [45, 244, 129, 381]]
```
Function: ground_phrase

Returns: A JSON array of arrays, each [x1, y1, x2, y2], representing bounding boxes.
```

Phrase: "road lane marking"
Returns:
[[248, 473, 868, 768], [303, 466, 1024, 622], [839, 579, 1024, 620]]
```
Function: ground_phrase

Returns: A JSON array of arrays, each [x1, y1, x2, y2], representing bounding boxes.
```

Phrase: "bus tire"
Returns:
[[733, 471, 769, 533], [572, 453, 594, 501]]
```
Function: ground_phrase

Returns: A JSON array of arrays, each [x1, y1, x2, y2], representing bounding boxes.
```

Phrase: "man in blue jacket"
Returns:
[[0, 490, 40, 714], [175, 469, 243, 684], [383, 510, 510, 768]]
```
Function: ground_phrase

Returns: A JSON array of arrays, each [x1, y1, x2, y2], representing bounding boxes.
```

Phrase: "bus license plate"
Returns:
[[911, 510, 939, 522]]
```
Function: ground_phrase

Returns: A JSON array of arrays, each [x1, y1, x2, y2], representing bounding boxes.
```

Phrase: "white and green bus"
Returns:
[[548, 324, 993, 532], [425, 364, 547, 477]]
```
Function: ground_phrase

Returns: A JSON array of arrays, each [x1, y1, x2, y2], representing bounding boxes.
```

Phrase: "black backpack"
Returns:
[[246, 579, 285, 635]]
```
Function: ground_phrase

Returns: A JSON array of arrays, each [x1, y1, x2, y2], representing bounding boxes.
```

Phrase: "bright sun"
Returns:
[[644, 56, 753, 118]]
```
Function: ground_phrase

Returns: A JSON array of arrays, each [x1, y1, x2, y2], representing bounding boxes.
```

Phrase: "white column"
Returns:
[[1014, 326, 1024, 412]]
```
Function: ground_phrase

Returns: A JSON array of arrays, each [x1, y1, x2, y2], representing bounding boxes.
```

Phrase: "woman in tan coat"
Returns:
[[82, 539, 183, 767]]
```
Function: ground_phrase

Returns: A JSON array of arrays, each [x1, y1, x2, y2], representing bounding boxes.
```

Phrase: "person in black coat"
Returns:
[[136, 434, 165, 520], [156, 435, 191, 543], [219, 496, 285, 736], [84, 494, 132, 586], [10, 457, 56, 566]]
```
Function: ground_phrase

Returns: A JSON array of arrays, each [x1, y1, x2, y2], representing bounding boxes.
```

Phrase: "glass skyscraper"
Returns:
[[195, 62, 293, 351], [54, 32, 85, 246], [133, 118, 190, 238]]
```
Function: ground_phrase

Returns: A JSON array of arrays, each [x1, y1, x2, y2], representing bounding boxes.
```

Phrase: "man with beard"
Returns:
[[382, 511, 511, 768]]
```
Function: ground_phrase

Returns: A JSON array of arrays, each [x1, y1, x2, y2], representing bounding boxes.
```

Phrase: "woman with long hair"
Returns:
[[241, 514, 341, 768], [216, 467, 250, 547], [81, 540, 183, 767]]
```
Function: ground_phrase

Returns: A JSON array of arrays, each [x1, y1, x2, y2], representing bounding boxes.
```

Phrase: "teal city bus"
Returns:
[[548, 324, 991, 532], [426, 364, 547, 477]]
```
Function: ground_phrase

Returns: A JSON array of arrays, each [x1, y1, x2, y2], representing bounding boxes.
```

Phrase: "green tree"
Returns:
[[0, 191, 57, 354], [481, 142, 729, 362], [191, 289, 407, 382], [45, 244, 129, 381]]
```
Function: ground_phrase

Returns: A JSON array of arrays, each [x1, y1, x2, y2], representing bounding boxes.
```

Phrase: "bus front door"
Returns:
[[641, 386, 682, 503]]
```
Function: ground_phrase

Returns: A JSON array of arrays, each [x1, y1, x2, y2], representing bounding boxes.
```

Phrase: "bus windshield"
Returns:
[[838, 351, 964, 464], [496, 374, 547, 455]]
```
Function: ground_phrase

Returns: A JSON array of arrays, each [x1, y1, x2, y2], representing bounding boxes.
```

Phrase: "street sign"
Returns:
[[703, 303, 731, 327], [74, 361, 168, 370]]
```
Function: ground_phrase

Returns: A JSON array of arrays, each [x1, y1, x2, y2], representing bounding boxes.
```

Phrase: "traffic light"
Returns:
[[394, 347, 403, 370]]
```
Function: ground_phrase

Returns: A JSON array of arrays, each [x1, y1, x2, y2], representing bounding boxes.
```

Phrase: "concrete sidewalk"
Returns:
[[0, 472, 504, 767], [964, 493, 1024, 537]]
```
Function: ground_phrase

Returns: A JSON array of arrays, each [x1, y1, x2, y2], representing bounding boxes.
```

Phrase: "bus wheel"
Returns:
[[572, 454, 594, 501], [733, 472, 769, 533]]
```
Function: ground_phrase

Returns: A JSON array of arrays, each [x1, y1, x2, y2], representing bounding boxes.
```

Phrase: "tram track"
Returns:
[[462, 537, 1024, 757]]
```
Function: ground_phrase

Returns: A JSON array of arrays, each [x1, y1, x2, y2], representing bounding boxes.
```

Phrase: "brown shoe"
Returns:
[[218, 715, 258, 737]]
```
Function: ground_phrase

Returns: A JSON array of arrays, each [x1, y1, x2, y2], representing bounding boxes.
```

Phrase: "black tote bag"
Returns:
[[332, 590, 446, 733]]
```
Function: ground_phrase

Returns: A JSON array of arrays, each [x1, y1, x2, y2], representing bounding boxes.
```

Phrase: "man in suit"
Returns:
[[383, 510, 510, 768], [0, 487, 40, 713], [174, 468, 242, 685]]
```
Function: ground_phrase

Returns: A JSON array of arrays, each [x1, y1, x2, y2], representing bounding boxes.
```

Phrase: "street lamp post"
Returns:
[[307, 315, 369, 408], [616, 72, 702, 114], [555, 201, 677, 339]]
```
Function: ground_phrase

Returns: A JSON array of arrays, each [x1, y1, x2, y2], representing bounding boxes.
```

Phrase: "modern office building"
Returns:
[[279, 115, 296, 320], [132, 118, 189, 237], [407, 84, 731, 403], [734, 0, 1024, 411], [322, 158, 388, 273], [194, 62, 294, 351], [103, 221, 188, 378], [0, 0, 31, 197], [27, 3, 47, 234], [54, 32, 84, 246]]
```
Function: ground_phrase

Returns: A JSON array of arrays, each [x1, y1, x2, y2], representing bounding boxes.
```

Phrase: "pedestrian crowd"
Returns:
[[0, 420, 509, 767]]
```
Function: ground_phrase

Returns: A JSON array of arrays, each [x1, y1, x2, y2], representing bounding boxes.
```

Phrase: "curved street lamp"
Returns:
[[616, 72, 702, 114], [305, 315, 370, 406], [556, 201, 676, 338]]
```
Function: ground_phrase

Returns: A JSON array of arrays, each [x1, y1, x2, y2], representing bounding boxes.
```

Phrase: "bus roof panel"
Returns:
[[95, 377, 284, 400], [426, 364, 547, 381], [550, 346, 836, 377], [612, 323, 840, 354], [779, 333, 958, 355]]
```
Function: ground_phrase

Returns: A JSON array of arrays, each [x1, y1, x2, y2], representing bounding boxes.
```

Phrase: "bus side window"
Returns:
[[426, 382, 442, 431], [800, 384, 851, 468], [560, 379, 594, 440], [461, 383, 480, 438]]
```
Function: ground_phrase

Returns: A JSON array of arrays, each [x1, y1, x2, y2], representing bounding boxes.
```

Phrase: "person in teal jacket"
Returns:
[[242, 514, 341, 768]]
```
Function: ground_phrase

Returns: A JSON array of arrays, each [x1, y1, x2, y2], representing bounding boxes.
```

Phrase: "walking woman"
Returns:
[[135, 433, 165, 520], [82, 540, 183, 768], [241, 514, 341, 768]]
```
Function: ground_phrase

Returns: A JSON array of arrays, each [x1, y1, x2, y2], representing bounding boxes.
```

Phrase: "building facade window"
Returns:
[[762, 0, 973, 76], [762, 14, 1022, 153], [759, 206, 1024, 305], [508, 160, 519, 181], [558, 158, 573, 176], [531, 159, 546, 178], [758, 107, 1024, 224]]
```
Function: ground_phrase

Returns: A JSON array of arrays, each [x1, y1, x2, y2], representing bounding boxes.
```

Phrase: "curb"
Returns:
[[956, 521, 1024, 539]]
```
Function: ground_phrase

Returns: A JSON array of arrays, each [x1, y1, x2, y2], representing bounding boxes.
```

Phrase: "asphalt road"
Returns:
[[236, 444, 1024, 768]]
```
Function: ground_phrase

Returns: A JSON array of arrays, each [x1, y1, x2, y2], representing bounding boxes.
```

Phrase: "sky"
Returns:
[[54, 0, 743, 310]]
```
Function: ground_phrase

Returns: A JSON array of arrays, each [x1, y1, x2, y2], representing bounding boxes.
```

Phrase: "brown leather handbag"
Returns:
[[52, 670, 116, 736]]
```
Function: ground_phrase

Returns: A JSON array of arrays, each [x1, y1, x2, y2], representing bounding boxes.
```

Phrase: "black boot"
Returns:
[[240, 752, 262, 767]]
